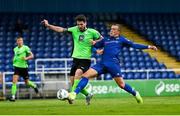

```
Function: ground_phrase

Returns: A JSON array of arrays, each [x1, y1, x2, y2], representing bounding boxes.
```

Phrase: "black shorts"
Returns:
[[70, 58, 91, 76], [14, 67, 29, 80]]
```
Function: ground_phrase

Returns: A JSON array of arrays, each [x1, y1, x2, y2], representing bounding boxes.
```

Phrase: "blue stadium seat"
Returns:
[[122, 14, 180, 60], [0, 13, 176, 79]]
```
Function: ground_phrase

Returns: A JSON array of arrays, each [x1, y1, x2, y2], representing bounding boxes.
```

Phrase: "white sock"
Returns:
[[12, 95, 15, 99]]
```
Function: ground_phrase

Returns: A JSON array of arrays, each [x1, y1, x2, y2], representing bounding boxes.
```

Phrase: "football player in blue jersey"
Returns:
[[68, 24, 157, 104]]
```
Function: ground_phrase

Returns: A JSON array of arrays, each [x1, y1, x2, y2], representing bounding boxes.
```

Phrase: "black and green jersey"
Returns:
[[68, 26, 100, 59], [13, 45, 31, 68]]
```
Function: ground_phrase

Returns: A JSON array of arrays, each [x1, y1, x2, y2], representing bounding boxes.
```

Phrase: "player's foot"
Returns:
[[68, 92, 76, 101], [9, 96, 15, 102], [66, 92, 76, 104], [66, 98, 73, 104], [86, 93, 93, 105], [135, 91, 143, 104]]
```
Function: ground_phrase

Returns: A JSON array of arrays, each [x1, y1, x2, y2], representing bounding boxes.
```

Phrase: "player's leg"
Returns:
[[69, 68, 98, 100], [73, 68, 94, 105], [9, 74, 19, 101], [106, 63, 143, 103], [114, 77, 143, 103], [113, 77, 136, 96], [68, 61, 80, 104], [69, 60, 76, 91], [69, 63, 104, 102], [23, 68, 39, 94], [71, 59, 91, 97], [74, 69, 90, 95], [70, 59, 83, 93], [70, 76, 74, 86], [68, 60, 86, 104], [24, 79, 39, 94], [72, 69, 85, 93]]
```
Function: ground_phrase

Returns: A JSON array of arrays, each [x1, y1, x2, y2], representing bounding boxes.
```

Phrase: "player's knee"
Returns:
[[12, 75, 18, 82], [12, 81, 17, 84], [82, 69, 91, 77], [74, 76, 82, 80], [82, 73, 90, 79], [119, 83, 125, 88], [82, 68, 97, 78], [12, 78, 18, 83], [75, 69, 83, 77], [117, 80, 125, 88]]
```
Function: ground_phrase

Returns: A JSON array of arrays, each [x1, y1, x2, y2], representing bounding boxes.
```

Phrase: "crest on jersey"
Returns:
[[16, 50, 22, 56], [79, 35, 85, 41]]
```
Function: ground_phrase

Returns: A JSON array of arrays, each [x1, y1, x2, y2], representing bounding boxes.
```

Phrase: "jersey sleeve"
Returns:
[[25, 46, 31, 54], [122, 37, 148, 49], [67, 26, 76, 33], [94, 38, 105, 48], [92, 29, 101, 40]]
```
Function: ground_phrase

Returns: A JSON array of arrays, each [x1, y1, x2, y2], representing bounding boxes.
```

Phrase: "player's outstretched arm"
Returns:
[[123, 37, 158, 51], [131, 43, 158, 51], [41, 19, 65, 33]]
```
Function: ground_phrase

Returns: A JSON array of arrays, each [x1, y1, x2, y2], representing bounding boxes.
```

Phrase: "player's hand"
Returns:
[[21, 57, 28, 60], [148, 45, 158, 51], [90, 40, 96, 45], [41, 19, 49, 27], [96, 49, 104, 55]]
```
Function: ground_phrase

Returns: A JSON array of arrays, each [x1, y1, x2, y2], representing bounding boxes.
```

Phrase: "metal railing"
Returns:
[[1, 58, 180, 99], [121, 69, 180, 80], [35, 58, 97, 72]]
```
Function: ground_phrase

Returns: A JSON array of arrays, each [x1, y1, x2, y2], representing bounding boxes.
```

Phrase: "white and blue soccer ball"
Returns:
[[57, 89, 69, 100]]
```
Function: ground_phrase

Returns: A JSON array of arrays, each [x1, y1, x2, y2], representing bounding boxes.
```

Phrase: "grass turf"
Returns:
[[0, 96, 180, 115]]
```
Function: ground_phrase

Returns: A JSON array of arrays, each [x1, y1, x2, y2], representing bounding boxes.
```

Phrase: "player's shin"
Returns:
[[81, 88, 89, 96], [11, 83, 17, 97], [71, 79, 79, 92], [122, 83, 143, 103], [74, 77, 89, 94], [123, 83, 136, 96], [27, 80, 39, 94], [27, 80, 37, 88], [72, 79, 89, 96]]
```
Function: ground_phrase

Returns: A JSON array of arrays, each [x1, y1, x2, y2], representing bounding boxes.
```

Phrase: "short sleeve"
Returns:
[[92, 29, 101, 40], [25, 46, 31, 53], [67, 26, 77, 33]]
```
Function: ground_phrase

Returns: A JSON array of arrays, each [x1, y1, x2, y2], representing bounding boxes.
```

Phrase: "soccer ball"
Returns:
[[57, 89, 69, 100]]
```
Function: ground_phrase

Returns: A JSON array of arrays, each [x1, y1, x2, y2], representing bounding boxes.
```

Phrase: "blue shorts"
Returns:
[[91, 62, 122, 78]]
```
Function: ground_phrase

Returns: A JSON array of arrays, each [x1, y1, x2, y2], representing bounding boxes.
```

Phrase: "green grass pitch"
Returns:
[[0, 96, 180, 115]]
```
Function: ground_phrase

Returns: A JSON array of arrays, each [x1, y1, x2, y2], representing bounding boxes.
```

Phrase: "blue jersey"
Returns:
[[92, 36, 148, 77], [94, 36, 148, 63]]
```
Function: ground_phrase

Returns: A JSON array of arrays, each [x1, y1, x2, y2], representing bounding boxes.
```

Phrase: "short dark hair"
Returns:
[[75, 14, 87, 22]]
